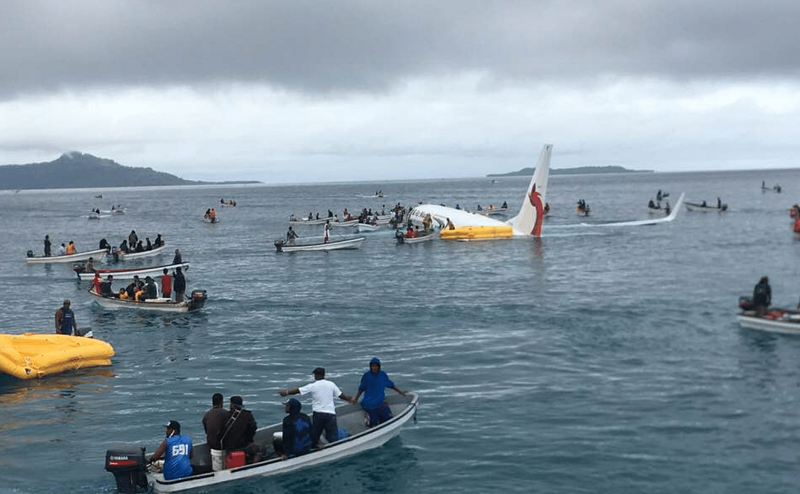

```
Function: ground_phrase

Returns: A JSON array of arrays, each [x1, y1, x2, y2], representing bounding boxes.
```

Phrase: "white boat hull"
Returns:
[[685, 202, 727, 212], [89, 289, 206, 312], [77, 262, 189, 281], [737, 312, 800, 335], [275, 237, 366, 252], [26, 248, 108, 264], [112, 244, 168, 261], [144, 393, 418, 493], [398, 232, 438, 244]]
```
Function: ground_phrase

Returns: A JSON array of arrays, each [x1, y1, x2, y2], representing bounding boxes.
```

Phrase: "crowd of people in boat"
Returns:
[[115, 230, 165, 255], [148, 358, 406, 480], [90, 264, 187, 305]]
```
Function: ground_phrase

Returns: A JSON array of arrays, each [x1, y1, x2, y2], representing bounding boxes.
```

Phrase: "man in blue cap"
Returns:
[[353, 358, 406, 427], [149, 420, 193, 480]]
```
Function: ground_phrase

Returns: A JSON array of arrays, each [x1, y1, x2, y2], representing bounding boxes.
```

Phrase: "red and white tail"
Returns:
[[508, 144, 552, 236]]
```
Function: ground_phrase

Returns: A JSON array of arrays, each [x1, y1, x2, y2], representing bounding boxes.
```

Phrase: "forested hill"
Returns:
[[488, 165, 652, 177], [0, 152, 251, 190]]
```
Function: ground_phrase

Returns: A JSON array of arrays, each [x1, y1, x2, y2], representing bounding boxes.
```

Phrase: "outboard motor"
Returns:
[[739, 296, 754, 311], [105, 445, 148, 493], [188, 289, 208, 311], [274, 240, 284, 252], [26, 250, 34, 258]]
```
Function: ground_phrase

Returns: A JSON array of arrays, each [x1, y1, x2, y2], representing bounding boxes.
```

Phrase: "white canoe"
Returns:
[[274, 237, 366, 252], [737, 311, 800, 335], [289, 217, 328, 225], [685, 202, 727, 212], [354, 223, 381, 232], [105, 393, 418, 494], [112, 244, 168, 261], [76, 262, 189, 281], [26, 248, 109, 264], [396, 231, 438, 244], [89, 289, 207, 312]]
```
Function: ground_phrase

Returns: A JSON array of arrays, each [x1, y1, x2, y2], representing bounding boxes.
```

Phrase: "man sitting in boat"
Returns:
[[501, 201, 508, 209], [219, 396, 262, 464], [66, 241, 76, 255], [58, 243, 66, 255], [55, 299, 78, 336], [752, 276, 771, 317], [154, 234, 164, 247], [149, 420, 193, 480], [126, 275, 143, 298], [99, 275, 114, 297], [99, 238, 110, 251], [139, 276, 158, 301], [117, 288, 129, 299], [274, 398, 312, 460]]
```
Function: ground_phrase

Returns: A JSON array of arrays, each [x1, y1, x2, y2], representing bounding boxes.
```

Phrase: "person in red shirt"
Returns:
[[161, 268, 173, 300]]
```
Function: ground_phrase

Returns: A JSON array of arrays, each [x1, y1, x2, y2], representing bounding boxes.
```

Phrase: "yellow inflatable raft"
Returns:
[[0, 333, 115, 379], [439, 225, 514, 240]]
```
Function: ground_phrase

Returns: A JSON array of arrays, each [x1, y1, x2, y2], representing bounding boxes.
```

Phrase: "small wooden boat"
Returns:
[[289, 216, 328, 225], [737, 310, 800, 335], [396, 231, 438, 244], [684, 201, 727, 212], [111, 244, 168, 261], [355, 223, 381, 232], [105, 392, 418, 494], [0, 333, 114, 379], [89, 289, 207, 312], [75, 262, 189, 281], [274, 236, 366, 252], [26, 248, 109, 264]]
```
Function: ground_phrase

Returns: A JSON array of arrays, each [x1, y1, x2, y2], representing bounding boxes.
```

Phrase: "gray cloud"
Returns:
[[3, 0, 800, 100]]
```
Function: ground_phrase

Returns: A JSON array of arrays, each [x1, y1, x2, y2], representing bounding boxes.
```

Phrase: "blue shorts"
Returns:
[[364, 403, 393, 427]]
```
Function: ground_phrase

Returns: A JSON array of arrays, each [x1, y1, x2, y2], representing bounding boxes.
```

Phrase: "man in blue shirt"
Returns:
[[353, 358, 406, 427], [150, 420, 193, 480], [54, 299, 78, 336]]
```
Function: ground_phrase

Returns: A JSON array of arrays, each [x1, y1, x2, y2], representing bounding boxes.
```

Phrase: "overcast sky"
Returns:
[[2, 0, 799, 183]]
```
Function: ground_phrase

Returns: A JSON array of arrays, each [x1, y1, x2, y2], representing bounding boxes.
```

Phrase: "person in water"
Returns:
[[54, 299, 79, 336], [149, 420, 193, 480]]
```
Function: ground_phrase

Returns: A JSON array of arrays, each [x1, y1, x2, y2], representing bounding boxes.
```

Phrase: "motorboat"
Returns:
[[0, 333, 114, 379], [111, 244, 168, 261], [396, 231, 438, 244], [105, 393, 418, 494], [684, 201, 728, 212], [26, 248, 109, 264], [737, 310, 800, 335], [89, 289, 207, 313], [274, 237, 366, 252], [75, 262, 189, 281]]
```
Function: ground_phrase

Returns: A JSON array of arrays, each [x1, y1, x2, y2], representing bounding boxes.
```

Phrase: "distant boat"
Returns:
[[274, 236, 366, 252], [684, 201, 727, 212]]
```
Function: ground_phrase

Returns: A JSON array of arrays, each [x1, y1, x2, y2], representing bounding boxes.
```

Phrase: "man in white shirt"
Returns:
[[280, 367, 354, 448]]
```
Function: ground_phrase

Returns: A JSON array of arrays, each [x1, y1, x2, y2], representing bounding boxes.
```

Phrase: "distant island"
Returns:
[[0, 152, 260, 190], [488, 165, 653, 177]]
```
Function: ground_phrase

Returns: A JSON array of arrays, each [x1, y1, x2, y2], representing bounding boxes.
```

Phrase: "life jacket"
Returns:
[[66, 244, 76, 255]]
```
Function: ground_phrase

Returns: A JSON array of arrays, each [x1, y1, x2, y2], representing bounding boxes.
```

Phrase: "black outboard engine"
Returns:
[[26, 250, 34, 258], [105, 445, 148, 493], [274, 240, 284, 252], [188, 289, 208, 311]]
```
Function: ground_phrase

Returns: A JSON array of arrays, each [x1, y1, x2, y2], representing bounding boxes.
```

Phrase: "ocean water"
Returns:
[[1, 167, 800, 494]]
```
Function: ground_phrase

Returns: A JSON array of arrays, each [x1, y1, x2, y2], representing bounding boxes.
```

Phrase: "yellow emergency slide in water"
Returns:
[[0, 333, 115, 379], [439, 225, 514, 240]]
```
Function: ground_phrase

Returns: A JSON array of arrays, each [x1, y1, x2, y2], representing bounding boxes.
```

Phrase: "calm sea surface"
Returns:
[[1, 167, 800, 494]]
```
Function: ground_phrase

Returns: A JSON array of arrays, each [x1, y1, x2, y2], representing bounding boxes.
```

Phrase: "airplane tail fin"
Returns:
[[508, 144, 552, 236]]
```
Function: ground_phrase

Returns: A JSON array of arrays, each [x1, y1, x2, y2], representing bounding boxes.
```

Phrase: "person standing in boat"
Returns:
[[353, 357, 406, 427], [44, 235, 51, 257], [149, 420, 193, 480], [279, 367, 354, 449], [219, 396, 262, 464], [752, 276, 771, 317], [323, 220, 331, 244], [202, 393, 228, 471], [274, 398, 312, 460], [128, 230, 138, 247], [172, 248, 182, 265], [161, 268, 172, 300], [286, 226, 298, 245], [54, 299, 79, 336], [173, 267, 186, 302]]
